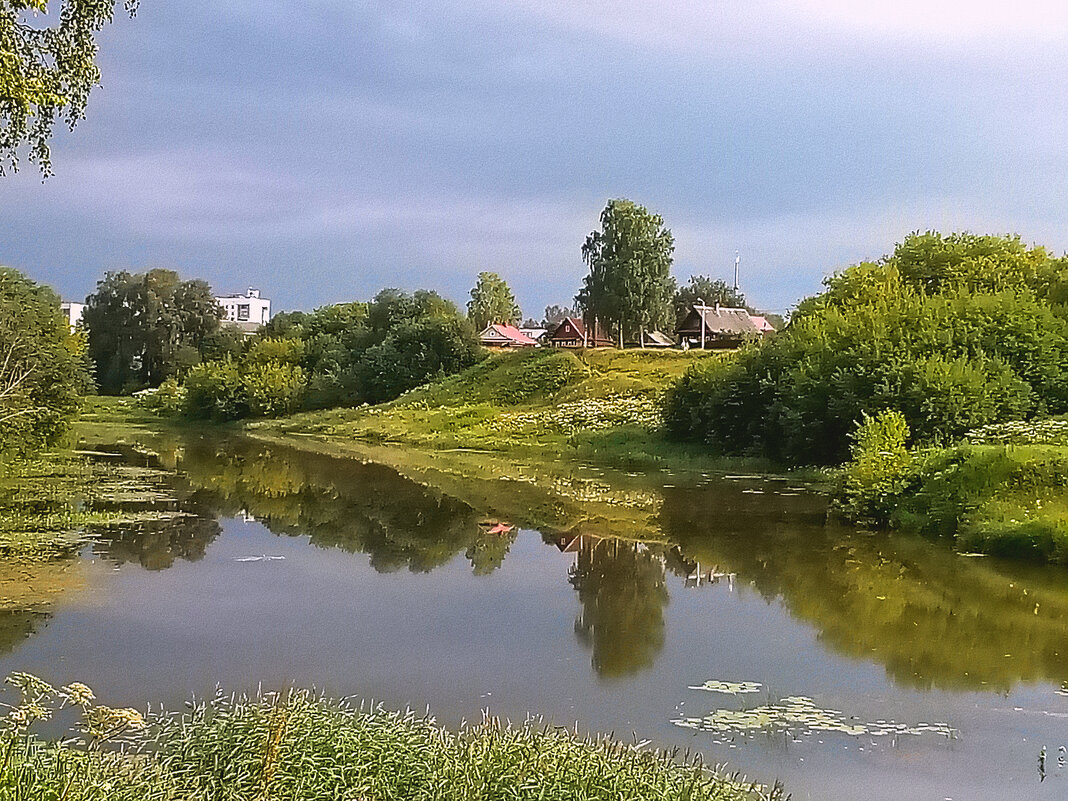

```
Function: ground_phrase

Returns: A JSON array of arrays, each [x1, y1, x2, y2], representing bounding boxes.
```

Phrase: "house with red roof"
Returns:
[[478, 323, 539, 348]]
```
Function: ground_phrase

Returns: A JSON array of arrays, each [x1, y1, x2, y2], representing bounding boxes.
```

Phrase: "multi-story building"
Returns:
[[60, 301, 85, 332], [216, 288, 271, 333]]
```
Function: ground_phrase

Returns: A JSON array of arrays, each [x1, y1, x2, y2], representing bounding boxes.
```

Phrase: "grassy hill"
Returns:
[[250, 348, 758, 472]]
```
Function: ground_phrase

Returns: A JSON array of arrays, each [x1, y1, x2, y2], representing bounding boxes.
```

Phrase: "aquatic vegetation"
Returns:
[[0, 452, 198, 561], [689, 680, 763, 695], [0, 674, 782, 801], [673, 691, 957, 741]]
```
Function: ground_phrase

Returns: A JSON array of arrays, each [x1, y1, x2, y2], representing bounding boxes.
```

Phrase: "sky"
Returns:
[[3, 1, 1068, 317]]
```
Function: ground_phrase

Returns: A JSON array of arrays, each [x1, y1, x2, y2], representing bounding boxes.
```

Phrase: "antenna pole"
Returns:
[[734, 250, 740, 291]]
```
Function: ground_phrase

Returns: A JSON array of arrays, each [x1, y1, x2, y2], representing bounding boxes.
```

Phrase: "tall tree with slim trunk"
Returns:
[[466, 272, 521, 331], [577, 199, 675, 346]]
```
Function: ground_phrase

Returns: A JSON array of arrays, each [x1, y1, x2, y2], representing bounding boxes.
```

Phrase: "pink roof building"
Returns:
[[478, 323, 539, 348]]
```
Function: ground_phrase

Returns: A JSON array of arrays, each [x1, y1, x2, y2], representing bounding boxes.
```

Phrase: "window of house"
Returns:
[[237, 304, 250, 321]]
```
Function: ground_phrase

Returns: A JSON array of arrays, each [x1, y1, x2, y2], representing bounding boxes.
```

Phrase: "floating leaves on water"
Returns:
[[673, 693, 957, 740], [688, 680, 763, 695]]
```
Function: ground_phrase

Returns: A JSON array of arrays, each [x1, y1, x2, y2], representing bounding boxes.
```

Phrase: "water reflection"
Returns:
[[65, 433, 1068, 692], [660, 482, 1068, 692], [172, 438, 515, 575], [95, 515, 222, 571], [557, 535, 668, 678]]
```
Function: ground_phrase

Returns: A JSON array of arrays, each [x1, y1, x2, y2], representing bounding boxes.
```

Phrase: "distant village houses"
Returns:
[[546, 317, 612, 348], [216, 287, 271, 334]]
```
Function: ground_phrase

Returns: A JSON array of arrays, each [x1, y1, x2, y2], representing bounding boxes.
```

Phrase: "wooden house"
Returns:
[[624, 330, 676, 349], [478, 323, 539, 348], [676, 305, 760, 349], [546, 317, 613, 348]]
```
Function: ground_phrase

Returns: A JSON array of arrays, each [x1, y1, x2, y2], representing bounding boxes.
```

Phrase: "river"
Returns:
[[3, 432, 1067, 800]]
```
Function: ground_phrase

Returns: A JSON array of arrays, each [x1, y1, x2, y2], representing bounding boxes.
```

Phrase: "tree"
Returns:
[[577, 199, 675, 346], [541, 304, 579, 329], [1, 0, 136, 175], [466, 272, 521, 331], [673, 276, 747, 323], [83, 269, 223, 393], [0, 267, 90, 457]]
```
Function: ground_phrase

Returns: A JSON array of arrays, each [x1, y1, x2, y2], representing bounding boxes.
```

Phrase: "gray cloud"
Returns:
[[2, 0, 1067, 319]]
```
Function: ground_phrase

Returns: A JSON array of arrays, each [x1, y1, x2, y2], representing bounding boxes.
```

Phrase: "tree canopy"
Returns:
[[82, 269, 223, 394], [179, 288, 483, 419], [577, 199, 675, 345], [0, 266, 90, 457], [466, 272, 521, 331], [1, 0, 135, 175], [666, 232, 1068, 464]]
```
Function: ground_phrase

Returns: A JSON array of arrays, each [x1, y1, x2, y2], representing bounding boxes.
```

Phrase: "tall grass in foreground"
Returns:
[[0, 678, 783, 801]]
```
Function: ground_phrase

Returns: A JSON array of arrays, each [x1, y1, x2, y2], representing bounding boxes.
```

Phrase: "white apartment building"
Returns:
[[216, 288, 271, 332], [60, 301, 85, 332]]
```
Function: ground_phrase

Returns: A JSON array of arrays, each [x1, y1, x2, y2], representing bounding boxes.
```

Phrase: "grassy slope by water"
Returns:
[[889, 425, 1068, 563], [0, 681, 780, 801], [250, 348, 776, 476]]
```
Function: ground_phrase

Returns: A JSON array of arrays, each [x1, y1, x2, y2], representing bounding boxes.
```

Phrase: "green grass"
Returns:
[[0, 682, 781, 801], [249, 348, 774, 476], [890, 442, 1068, 563], [838, 416, 1068, 563]]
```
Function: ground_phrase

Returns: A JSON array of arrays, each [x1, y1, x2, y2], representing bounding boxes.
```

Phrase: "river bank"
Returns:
[[246, 348, 784, 477], [0, 677, 778, 801]]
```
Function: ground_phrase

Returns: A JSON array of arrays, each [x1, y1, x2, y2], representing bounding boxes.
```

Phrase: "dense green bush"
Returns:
[[837, 410, 912, 526], [245, 336, 305, 367], [355, 317, 482, 404], [0, 268, 92, 459], [243, 362, 307, 417], [136, 378, 186, 416], [666, 233, 1068, 464], [183, 359, 247, 421]]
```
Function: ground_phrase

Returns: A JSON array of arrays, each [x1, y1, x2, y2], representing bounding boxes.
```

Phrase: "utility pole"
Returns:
[[734, 250, 740, 292]]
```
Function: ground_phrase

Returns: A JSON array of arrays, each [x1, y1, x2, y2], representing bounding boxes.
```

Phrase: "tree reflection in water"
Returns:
[[658, 481, 1068, 693], [561, 534, 668, 678], [173, 437, 515, 575]]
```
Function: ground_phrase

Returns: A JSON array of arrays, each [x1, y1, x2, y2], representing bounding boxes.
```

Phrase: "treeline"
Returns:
[[158, 289, 482, 421], [666, 232, 1068, 464]]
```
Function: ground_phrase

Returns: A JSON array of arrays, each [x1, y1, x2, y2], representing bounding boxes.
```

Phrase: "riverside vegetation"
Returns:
[[0, 673, 780, 801]]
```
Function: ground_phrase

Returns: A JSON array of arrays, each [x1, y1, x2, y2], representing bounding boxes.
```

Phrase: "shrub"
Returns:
[[183, 359, 247, 421], [665, 233, 1068, 464], [837, 410, 913, 525], [356, 317, 482, 404], [243, 363, 307, 417], [135, 378, 186, 416], [245, 336, 305, 367]]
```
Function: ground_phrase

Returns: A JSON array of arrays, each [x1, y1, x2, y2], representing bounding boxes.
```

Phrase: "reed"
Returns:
[[0, 677, 783, 801]]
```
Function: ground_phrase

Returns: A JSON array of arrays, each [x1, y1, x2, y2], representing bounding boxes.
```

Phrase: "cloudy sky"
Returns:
[[3, 1, 1068, 316]]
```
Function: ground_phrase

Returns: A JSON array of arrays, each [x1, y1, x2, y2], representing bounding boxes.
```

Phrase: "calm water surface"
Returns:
[[5, 435, 1068, 801]]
